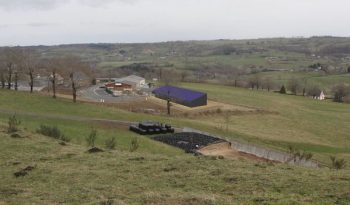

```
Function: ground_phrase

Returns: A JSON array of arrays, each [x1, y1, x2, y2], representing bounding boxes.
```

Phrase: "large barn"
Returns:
[[152, 85, 207, 107]]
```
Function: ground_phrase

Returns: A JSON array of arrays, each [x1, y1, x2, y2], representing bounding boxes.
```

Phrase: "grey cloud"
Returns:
[[26, 22, 60, 27], [0, 22, 59, 28], [0, 0, 68, 10], [0, 0, 138, 10]]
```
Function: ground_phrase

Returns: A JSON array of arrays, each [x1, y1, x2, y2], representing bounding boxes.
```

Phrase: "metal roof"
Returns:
[[113, 75, 145, 84], [152, 85, 206, 102]]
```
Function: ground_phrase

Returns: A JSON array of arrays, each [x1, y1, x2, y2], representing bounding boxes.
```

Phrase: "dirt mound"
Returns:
[[199, 142, 277, 162], [14, 166, 36, 177], [87, 147, 104, 153], [198, 142, 242, 160]]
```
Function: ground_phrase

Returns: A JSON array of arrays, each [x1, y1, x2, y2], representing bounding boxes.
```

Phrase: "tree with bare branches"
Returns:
[[0, 57, 6, 89], [262, 77, 275, 92], [288, 77, 302, 95], [43, 57, 61, 99], [2, 47, 20, 90], [60, 56, 92, 103], [18, 48, 39, 93], [332, 84, 350, 102]]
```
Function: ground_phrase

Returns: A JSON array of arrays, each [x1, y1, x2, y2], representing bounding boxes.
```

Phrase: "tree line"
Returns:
[[0, 47, 93, 103]]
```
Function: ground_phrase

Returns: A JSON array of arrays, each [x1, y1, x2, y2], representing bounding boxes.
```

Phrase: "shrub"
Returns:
[[36, 125, 70, 142], [330, 156, 346, 170], [288, 145, 313, 162], [8, 115, 21, 133], [86, 128, 97, 147], [129, 137, 139, 152], [332, 84, 350, 102], [37, 125, 61, 139], [279, 85, 286, 94], [302, 152, 313, 161], [60, 135, 71, 143], [105, 137, 116, 150]]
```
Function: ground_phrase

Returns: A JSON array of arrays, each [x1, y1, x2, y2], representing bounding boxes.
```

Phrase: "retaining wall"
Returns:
[[183, 127, 319, 168]]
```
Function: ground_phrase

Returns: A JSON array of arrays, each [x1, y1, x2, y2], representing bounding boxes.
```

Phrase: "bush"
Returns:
[[60, 135, 71, 143], [279, 85, 286, 94], [105, 137, 116, 150], [36, 125, 70, 142], [330, 156, 346, 170], [129, 137, 139, 152], [86, 128, 97, 147], [8, 115, 21, 133], [288, 145, 313, 162], [332, 84, 350, 102]]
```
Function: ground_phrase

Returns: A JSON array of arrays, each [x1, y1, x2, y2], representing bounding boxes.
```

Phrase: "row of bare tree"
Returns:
[[0, 47, 92, 103]]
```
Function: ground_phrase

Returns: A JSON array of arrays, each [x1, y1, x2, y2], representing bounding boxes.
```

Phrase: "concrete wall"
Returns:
[[183, 127, 319, 168]]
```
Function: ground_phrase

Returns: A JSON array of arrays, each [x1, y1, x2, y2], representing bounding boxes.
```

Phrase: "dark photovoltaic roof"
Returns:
[[152, 85, 206, 102]]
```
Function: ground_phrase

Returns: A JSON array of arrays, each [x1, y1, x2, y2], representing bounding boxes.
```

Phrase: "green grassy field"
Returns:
[[179, 83, 350, 163], [0, 83, 349, 165], [0, 86, 350, 204]]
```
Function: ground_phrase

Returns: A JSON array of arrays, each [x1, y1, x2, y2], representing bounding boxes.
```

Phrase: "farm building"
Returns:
[[105, 82, 132, 92], [152, 85, 207, 107], [113, 75, 146, 89]]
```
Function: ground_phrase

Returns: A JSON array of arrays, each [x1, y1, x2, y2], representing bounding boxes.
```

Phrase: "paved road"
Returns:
[[79, 84, 146, 103]]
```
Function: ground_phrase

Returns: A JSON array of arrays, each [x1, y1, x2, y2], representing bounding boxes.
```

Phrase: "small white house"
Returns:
[[313, 91, 325, 100]]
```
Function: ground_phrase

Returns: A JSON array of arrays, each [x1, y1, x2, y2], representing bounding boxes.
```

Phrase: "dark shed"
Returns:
[[152, 85, 207, 107]]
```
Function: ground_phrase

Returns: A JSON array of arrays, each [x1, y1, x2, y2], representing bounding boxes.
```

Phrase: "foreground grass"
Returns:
[[1, 129, 349, 205]]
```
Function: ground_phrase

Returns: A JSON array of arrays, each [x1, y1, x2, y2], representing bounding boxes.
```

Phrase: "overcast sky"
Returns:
[[0, 0, 349, 46]]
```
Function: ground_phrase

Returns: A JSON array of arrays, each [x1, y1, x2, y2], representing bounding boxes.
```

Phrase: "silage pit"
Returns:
[[152, 132, 225, 154]]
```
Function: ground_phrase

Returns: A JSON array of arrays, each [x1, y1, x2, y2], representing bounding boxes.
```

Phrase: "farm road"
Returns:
[[0, 108, 135, 126]]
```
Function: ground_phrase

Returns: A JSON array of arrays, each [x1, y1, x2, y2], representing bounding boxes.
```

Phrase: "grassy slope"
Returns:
[[0, 90, 183, 156], [180, 83, 350, 163], [1, 85, 350, 164], [1, 130, 349, 205]]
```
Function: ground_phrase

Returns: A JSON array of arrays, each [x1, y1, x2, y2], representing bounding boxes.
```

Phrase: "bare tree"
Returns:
[[248, 75, 261, 90], [262, 77, 275, 92], [248, 77, 256, 89], [287, 78, 302, 95], [180, 70, 189, 82], [332, 84, 350, 102], [18, 48, 39, 93], [14, 71, 18, 91], [61, 56, 92, 103], [0, 58, 6, 89], [230, 68, 245, 87], [2, 47, 20, 90], [0, 71, 5, 88], [307, 85, 322, 98], [43, 58, 61, 99], [161, 69, 179, 86]]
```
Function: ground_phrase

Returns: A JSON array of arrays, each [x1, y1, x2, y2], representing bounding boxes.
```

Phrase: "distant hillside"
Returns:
[[2, 37, 350, 91]]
